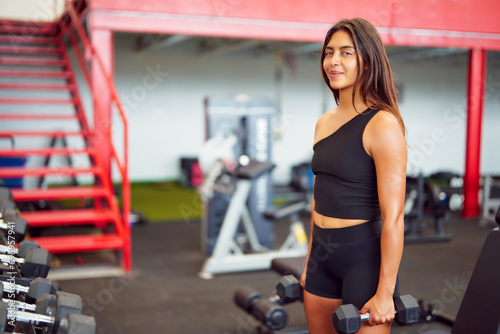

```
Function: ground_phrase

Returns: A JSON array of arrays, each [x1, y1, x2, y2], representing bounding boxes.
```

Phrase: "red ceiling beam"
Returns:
[[88, 0, 500, 50], [89, 0, 500, 35], [90, 10, 500, 50]]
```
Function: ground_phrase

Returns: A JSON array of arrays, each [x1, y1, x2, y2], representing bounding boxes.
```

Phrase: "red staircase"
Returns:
[[0, 2, 131, 273]]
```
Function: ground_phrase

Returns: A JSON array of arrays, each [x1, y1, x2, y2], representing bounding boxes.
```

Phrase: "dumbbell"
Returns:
[[0, 284, 77, 316], [0, 283, 36, 313], [274, 274, 302, 304], [0, 247, 51, 278], [0, 278, 58, 308], [0, 239, 40, 258], [1, 277, 58, 303], [2, 296, 36, 313], [36, 291, 85, 332], [0, 296, 95, 334], [332, 295, 420, 334], [234, 285, 288, 330], [56, 313, 97, 334], [0, 291, 83, 332], [0, 208, 28, 243]]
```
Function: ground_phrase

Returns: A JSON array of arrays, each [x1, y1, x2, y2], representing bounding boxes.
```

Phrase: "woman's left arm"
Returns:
[[361, 112, 407, 326]]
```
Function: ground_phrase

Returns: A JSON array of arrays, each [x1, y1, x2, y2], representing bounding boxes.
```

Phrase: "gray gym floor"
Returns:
[[54, 212, 494, 334]]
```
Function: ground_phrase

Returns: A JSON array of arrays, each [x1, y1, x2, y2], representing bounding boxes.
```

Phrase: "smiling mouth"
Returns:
[[329, 71, 343, 78]]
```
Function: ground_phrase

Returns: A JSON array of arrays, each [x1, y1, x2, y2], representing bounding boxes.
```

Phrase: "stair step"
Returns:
[[0, 20, 57, 27], [12, 186, 109, 201], [0, 148, 93, 157], [0, 36, 58, 45], [0, 70, 69, 78], [0, 57, 66, 66], [30, 234, 124, 254], [0, 130, 88, 137], [0, 83, 73, 91], [0, 24, 58, 35], [22, 208, 116, 227], [0, 45, 60, 55], [0, 114, 77, 120], [0, 98, 76, 105], [0, 166, 98, 177]]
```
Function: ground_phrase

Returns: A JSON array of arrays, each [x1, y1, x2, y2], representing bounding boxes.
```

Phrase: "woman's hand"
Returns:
[[360, 294, 395, 326]]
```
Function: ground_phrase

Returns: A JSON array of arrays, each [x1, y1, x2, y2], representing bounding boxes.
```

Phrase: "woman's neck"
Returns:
[[337, 87, 369, 115]]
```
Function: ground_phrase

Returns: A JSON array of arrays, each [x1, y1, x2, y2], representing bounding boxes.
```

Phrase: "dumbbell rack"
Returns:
[[0, 193, 97, 333], [0, 0, 131, 275]]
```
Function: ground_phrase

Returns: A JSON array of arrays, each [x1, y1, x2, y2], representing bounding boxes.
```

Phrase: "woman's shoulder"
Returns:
[[318, 108, 336, 122], [366, 110, 406, 148], [370, 110, 401, 131]]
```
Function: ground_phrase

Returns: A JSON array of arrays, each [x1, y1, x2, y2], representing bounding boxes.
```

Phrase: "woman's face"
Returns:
[[322, 30, 362, 91]]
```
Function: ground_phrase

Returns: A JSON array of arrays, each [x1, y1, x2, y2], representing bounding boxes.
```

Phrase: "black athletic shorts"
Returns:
[[304, 220, 399, 310]]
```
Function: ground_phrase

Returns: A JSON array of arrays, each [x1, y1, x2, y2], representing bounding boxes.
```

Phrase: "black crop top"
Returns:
[[311, 109, 381, 220]]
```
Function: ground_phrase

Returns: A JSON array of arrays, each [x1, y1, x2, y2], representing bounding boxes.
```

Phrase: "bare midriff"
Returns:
[[313, 210, 370, 229]]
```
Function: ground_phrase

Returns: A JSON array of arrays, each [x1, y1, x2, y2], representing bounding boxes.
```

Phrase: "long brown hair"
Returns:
[[321, 17, 405, 133]]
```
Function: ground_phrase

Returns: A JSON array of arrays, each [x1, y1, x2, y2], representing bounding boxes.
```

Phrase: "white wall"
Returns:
[[110, 35, 324, 184], [107, 36, 500, 184], [392, 53, 500, 178], [0, 0, 64, 22]]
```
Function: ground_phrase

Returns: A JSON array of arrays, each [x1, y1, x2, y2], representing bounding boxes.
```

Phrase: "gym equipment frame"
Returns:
[[199, 161, 308, 279]]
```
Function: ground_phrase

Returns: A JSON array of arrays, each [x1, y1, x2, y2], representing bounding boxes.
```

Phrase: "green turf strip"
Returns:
[[130, 181, 202, 222]]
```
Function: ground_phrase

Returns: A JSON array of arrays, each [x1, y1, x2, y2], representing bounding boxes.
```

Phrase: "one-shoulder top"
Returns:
[[311, 109, 381, 220]]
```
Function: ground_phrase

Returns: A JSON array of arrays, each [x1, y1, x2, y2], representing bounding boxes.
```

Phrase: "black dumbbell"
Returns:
[[234, 285, 288, 330], [0, 247, 51, 278], [1, 284, 78, 317], [0, 297, 95, 334], [0, 208, 28, 243], [1, 276, 58, 303], [57, 313, 97, 334], [1, 291, 83, 332], [332, 295, 420, 334], [2, 297, 36, 313], [0, 283, 36, 312], [274, 274, 302, 304], [35, 291, 85, 332], [0, 280, 58, 312], [0, 239, 40, 258]]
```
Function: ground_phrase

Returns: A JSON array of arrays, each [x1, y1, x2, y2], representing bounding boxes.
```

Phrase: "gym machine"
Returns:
[[480, 174, 500, 225], [198, 160, 309, 279], [201, 95, 275, 254], [198, 96, 308, 278]]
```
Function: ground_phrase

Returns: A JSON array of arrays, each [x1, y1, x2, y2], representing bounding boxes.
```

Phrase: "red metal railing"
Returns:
[[58, 0, 131, 271]]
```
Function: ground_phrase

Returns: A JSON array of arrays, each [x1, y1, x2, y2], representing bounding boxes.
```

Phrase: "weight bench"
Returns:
[[423, 207, 500, 334], [199, 160, 309, 279]]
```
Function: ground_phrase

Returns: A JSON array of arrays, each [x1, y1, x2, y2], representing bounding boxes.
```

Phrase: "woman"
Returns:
[[300, 18, 407, 334]]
